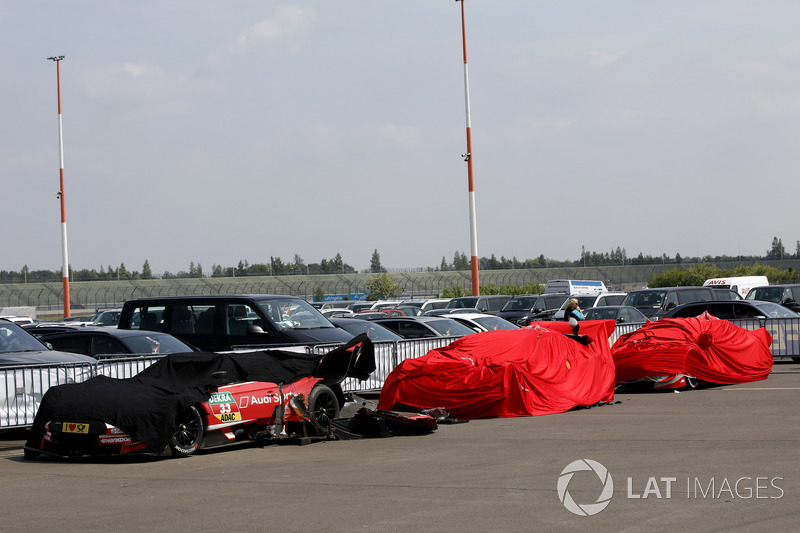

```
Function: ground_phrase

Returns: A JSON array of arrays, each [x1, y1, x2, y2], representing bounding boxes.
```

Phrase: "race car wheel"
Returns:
[[169, 405, 204, 457], [684, 376, 700, 390], [308, 384, 339, 434]]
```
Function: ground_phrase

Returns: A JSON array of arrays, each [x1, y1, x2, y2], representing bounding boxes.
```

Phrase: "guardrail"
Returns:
[[3, 320, 798, 429], [1, 362, 94, 429]]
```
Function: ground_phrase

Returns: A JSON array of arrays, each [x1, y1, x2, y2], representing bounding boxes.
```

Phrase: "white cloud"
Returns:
[[234, 6, 316, 51]]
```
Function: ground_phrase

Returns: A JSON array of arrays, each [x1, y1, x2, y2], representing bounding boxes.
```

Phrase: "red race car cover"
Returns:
[[377, 321, 616, 419], [611, 312, 773, 385]]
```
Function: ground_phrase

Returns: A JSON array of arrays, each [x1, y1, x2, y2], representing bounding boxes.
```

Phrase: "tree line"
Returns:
[[3, 238, 799, 284]]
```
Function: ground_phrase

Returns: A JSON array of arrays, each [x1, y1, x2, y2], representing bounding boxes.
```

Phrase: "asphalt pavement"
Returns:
[[1, 362, 798, 532]]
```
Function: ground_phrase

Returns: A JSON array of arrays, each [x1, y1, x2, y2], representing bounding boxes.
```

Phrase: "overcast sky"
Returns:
[[3, 1, 799, 274]]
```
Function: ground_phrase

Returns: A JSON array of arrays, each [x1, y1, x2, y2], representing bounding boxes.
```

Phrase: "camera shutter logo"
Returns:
[[557, 459, 614, 516]]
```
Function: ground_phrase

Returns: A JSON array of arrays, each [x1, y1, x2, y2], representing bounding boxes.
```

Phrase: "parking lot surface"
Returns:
[[1, 362, 798, 532]]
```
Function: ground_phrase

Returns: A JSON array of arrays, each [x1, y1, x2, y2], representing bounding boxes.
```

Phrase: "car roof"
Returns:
[[39, 326, 177, 339], [125, 294, 303, 302]]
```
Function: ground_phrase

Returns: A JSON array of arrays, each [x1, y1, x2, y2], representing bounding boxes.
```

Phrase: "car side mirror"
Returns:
[[617, 317, 626, 324], [784, 298, 796, 305], [665, 302, 677, 310]]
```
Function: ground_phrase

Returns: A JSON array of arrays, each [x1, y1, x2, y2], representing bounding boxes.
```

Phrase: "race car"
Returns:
[[24, 335, 374, 459], [611, 313, 773, 391]]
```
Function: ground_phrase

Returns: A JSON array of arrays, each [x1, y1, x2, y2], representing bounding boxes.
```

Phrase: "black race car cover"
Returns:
[[27, 335, 373, 452]]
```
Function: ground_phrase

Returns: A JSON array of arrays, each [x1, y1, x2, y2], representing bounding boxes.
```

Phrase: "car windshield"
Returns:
[[336, 320, 401, 341], [584, 308, 618, 320], [91, 310, 121, 326], [473, 316, 518, 330], [256, 298, 334, 331], [0, 321, 49, 353], [559, 296, 596, 310], [751, 302, 799, 318], [501, 297, 538, 311], [746, 287, 784, 302], [122, 333, 195, 354], [622, 291, 666, 309], [426, 319, 475, 337], [447, 298, 478, 309]]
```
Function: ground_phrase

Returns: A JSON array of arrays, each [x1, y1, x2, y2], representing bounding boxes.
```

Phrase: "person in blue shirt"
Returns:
[[564, 298, 585, 322]]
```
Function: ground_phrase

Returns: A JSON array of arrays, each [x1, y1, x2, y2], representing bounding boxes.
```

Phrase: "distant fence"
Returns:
[[3, 320, 798, 429], [8, 259, 800, 316]]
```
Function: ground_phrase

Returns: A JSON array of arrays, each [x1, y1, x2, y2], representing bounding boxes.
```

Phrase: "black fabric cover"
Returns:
[[27, 335, 372, 452]]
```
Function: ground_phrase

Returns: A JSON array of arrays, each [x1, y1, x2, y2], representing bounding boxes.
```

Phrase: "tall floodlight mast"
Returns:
[[456, 0, 480, 295], [47, 55, 70, 318]]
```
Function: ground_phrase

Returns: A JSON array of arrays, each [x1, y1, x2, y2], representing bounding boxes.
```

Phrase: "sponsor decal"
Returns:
[[209, 391, 242, 423], [99, 436, 134, 445], [62, 423, 89, 434]]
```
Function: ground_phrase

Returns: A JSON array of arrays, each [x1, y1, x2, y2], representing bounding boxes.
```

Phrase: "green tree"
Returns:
[[141, 260, 152, 279], [370, 249, 384, 273], [293, 254, 306, 275], [314, 286, 325, 302], [767, 237, 785, 259], [365, 273, 402, 300]]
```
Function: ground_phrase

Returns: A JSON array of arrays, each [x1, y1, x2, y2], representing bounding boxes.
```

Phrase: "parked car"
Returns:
[[445, 295, 511, 315], [745, 284, 800, 313], [370, 316, 475, 339], [400, 299, 451, 312], [620, 286, 720, 320], [423, 308, 481, 316], [347, 302, 374, 312], [394, 306, 424, 317], [329, 317, 404, 342], [118, 295, 353, 352], [583, 306, 649, 324], [662, 300, 800, 320], [445, 313, 520, 333], [497, 294, 568, 326], [552, 292, 628, 320], [38, 327, 197, 358], [22, 323, 83, 339], [0, 316, 35, 326], [320, 308, 354, 319], [0, 318, 95, 366], [88, 309, 122, 327]]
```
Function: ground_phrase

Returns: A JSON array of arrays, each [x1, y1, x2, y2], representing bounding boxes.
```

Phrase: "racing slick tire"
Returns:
[[308, 384, 339, 434], [169, 405, 204, 457]]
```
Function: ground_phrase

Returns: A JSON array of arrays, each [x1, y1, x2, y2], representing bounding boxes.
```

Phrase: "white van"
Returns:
[[702, 276, 768, 298], [544, 280, 607, 296]]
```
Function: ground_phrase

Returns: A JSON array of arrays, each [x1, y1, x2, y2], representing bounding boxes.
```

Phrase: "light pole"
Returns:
[[456, 0, 480, 296], [47, 55, 71, 318]]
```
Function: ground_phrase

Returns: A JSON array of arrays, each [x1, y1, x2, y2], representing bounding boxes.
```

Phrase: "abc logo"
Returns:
[[557, 459, 614, 516]]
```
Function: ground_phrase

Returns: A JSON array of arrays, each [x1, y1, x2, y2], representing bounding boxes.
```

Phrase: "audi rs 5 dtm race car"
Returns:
[[24, 335, 375, 459]]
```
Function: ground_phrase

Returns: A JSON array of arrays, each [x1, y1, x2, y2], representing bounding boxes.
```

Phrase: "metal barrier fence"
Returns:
[[1, 362, 94, 429], [95, 355, 166, 379], [3, 320, 799, 429]]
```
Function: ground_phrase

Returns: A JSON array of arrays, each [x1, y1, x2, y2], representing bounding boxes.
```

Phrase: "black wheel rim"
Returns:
[[313, 393, 337, 427], [173, 408, 201, 447]]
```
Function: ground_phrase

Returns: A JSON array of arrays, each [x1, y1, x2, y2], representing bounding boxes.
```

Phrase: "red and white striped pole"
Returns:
[[47, 55, 70, 318], [456, 0, 480, 296]]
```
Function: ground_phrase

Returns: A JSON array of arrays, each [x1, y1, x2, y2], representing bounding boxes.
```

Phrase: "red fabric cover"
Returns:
[[377, 321, 616, 419], [611, 312, 773, 385]]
